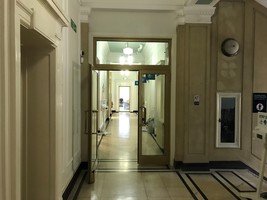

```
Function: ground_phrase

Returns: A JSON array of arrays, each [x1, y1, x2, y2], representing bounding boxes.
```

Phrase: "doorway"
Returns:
[[87, 38, 171, 181], [119, 86, 130, 111], [90, 69, 170, 170], [97, 71, 139, 167], [21, 26, 56, 200]]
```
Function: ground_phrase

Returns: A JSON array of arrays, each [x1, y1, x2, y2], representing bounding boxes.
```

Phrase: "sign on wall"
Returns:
[[257, 112, 267, 130], [71, 19, 77, 33], [253, 93, 267, 113]]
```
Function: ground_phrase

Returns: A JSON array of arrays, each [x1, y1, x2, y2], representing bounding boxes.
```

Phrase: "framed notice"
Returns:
[[253, 93, 267, 113]]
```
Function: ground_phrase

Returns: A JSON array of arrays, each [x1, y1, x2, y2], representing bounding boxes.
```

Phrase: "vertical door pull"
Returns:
[[84, 110, 89, 134]]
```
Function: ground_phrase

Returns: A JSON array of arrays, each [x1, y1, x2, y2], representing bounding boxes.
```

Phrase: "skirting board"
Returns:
[[62, 162, 88, 200]]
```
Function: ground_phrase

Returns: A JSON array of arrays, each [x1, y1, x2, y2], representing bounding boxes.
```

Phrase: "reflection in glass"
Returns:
[[220, 97, 235, 143], [118, 113, 130, 139], [91, 71, 98, 169], [96, 40, 169, 66], [141, 74, 165, 155]]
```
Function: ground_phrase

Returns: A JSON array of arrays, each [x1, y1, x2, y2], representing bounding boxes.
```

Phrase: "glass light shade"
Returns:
[[123, 47, 133, 55], [127, 56, 133, 64], [119, 56, 125, 64]]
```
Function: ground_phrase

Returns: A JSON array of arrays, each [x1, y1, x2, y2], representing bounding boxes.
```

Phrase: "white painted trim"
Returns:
[[80, 6, 91, 22], [16, 1, 33, 28], [0, 0, 5, 198], [186, 0, 198, 6], [176, 5, 216, 24], [29, 8, 59, 46], [3, 1, 21, 199], [45, 0, 69, 26], [210, 0, 220, 7], [184, 5, 216, 24], [16, 0, 33, 16], [256, 0, 267, 9], [80, 5, 91, 15]]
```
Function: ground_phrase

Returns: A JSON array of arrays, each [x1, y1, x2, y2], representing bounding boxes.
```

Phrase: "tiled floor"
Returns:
[[78, 171, 193, 200], [78, 112, 267, 200], [78, 169, 267, 200], [98, 112, 138, 161]]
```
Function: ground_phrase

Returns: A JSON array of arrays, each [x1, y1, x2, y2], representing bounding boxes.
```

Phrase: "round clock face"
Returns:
[[221, 38, 239, 57]]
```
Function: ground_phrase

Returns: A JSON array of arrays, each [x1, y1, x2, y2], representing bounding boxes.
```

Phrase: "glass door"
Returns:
[[87, 67, 99, 183], [138, 71, 170, 165]]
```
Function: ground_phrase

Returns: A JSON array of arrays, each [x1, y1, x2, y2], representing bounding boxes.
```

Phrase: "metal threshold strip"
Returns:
[[95, 159, 174, 172]]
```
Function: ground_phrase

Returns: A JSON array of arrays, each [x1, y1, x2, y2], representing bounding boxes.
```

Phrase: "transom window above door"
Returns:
[[94, 38, 171, 67]]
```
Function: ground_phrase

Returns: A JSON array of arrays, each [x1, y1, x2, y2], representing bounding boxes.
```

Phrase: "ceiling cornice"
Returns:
[[185, 5, 215, 24], [80, 5, 91, 22], [80, 0, 184, 11], [176, 5, 216, 25], [80, 0, 217, 24]]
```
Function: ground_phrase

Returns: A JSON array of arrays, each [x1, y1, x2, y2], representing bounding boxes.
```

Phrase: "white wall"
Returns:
[[0, 0, 81, 199], [61, 0, 81, 195]]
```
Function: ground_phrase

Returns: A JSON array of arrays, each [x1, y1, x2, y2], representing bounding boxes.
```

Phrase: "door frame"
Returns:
[[21, 27, 56, 199], [89, 68, 171, 165], [138, 69, 171, 165], [216, 92, 241, 148], [87, 65, 100, 183], [89, 37, 172, 168]]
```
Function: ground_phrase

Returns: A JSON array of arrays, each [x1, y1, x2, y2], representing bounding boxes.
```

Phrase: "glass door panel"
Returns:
[[91, 70, 98, 169], [95, 39, 170, 66], [216, 93, 241, 148], [138, 71, 170, 165]]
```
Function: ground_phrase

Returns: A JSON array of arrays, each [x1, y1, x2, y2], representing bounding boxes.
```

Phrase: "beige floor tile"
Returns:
[[167, 187, 193, 198], [142, 173, 165, 187], [101, 189, 147, 197], [101, 197, 147, 200], [145, 187, 170, 198], [77, 113, 266, 200], [77, 197, 99, 200], [77, 190, 101, 199], [160, 173, 185, 187]]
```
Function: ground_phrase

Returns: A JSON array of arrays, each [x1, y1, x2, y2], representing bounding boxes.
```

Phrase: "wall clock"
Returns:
[[221, 38, 239, 57]]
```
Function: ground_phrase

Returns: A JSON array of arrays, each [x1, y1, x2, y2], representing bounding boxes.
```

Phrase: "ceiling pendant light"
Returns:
[[123, 47, 133, 55], [123, 43, 133, 55]]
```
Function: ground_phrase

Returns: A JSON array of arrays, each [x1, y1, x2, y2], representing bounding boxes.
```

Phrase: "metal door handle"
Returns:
[[84, 110, 89, 134]]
